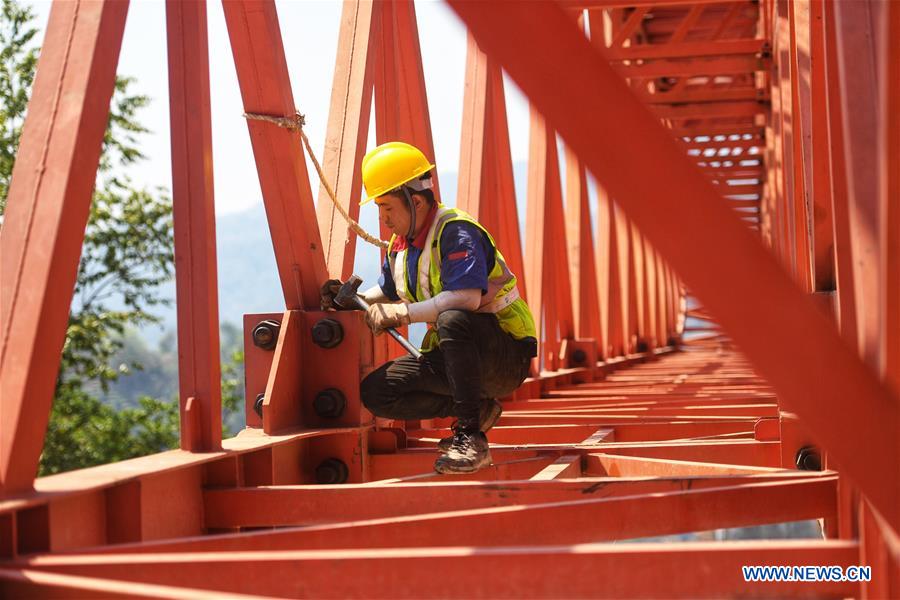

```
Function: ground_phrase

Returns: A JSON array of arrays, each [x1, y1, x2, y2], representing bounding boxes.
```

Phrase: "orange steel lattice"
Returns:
[[0, 0, 898, 597]]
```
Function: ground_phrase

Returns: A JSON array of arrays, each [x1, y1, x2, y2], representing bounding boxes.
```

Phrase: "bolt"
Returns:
[[313, 388, 346, 419], [311, 318, 344, 349], [795, 446, 822, 471], [315, 458, 349, 484], [252, 319, 281, 350], [571, 349, 587, 364], [253, 393, 265, 418]]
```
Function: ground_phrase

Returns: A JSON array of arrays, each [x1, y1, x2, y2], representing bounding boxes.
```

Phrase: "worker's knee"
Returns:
[[435, 309, 475, 339], [359, 366, 391, 417]]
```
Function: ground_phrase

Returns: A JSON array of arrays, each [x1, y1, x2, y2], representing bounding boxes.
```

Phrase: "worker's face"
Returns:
[[376, 192, 426, 237]]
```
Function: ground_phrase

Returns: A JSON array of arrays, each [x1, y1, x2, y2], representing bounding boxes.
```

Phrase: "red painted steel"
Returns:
[[0, 0, 128, 492], [886, 3, 900, 393], [315, 1, 379, 280], [2, 0, 899, 595], [564, 146, 603, 351], [166, 0, 222, 452], [222, 0, 327, 310], [448, 0, 899, 531], [832, 0, 884, 368]]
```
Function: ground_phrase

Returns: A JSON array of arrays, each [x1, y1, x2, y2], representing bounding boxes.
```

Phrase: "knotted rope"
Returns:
[[243, 111, 388, 250]]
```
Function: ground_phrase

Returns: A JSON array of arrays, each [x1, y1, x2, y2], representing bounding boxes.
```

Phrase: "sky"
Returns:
[[28, 0, 534, 215]]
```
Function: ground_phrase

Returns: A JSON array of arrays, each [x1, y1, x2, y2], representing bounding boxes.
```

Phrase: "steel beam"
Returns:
[[315, 1, 379, 279], [0, 568, 260, 599], [564, 147, 602, 346], [605, 38, 766, 61], [822, 0, 858, 344], [886, 2, 900, 391], [221, 0, 327, 310], [833, 0, 884, 367], [167, 0, 222, 452], [0, 0, 128, 492], [616, 56, 772, 79], [457, 36, 527, 294], [19, 542, 861, 598], [201, 474, 815, 529]]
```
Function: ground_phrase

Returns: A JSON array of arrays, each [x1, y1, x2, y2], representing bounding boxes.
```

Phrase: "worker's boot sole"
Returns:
[[437, 399, 502, 451], [434, 446, 492, 474]]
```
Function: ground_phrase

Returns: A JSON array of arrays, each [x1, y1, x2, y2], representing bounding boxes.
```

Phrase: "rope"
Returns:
[[243, 111, 388, 250]]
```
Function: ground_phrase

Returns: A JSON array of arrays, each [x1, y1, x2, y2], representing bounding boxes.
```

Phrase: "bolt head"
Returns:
[[315, 458, 349, 484], [311, 318, 344, 349], [253, 393, 265, 418], [795, 446, 822, 471], [572, 349, 587, 364], [314, 388, 346, 419], [252, 319, 281, 350]]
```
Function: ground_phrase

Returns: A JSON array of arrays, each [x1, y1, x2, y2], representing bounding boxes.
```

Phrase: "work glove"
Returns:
[[320, 279, 344, 311], [365, 303, 410, 334]]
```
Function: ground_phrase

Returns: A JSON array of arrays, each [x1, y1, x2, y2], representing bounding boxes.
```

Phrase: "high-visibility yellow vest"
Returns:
[[388, 206, 536, 351]]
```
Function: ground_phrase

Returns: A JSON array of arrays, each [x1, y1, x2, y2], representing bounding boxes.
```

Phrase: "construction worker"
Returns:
[[321, 141, 537, 474]]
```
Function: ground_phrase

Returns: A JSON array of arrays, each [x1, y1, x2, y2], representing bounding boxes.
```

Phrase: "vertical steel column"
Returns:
[[822, 0, 857, 344], [885, 2, 900, 392], [614, 203, 634, 354], [222, 0, 327, 310], [526, 111, 572, 371], [807, 0, 836, 293], [564, 147, 602, 349], [833, 0, 884, 368], [593, 185, 612, 359], [641, 237, 659, 350], [628, 222, 645, 348], [316, 1, 379, 279], [167, 0, 222, 451], [485, 62, 527, 291], [373, 1, 436, 173], [457, 34, 490, 221], [655, 250, 669, 346], [775, 0, 798, 277], [457, 36, 527, 298], [0, 0, 128, 492], [373, 0, 438, 257], [787, 0, 813, 292]]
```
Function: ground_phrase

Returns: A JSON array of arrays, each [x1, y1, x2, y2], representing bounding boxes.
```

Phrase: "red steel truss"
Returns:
[[0, 0, 898, 597]]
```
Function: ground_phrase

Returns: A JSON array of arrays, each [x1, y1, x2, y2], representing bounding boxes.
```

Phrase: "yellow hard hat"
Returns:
[[360, 141, 435, 205]]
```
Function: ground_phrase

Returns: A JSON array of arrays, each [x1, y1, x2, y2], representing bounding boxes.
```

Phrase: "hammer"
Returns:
[[335, 275, 423, 360]]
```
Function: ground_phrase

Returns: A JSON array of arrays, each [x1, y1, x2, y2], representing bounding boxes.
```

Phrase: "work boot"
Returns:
[[437, 398, 502, 451], [434, 431, 492, 474]]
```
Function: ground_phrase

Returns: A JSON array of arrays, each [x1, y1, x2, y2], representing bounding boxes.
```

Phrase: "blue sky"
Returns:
[[27, 0, 534, 215]]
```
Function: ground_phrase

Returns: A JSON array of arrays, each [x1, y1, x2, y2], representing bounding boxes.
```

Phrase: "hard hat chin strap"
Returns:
[[402, 186, 417, 240]]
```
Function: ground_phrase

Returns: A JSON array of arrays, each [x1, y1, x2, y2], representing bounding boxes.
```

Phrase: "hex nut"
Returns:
[[314, 388, 346, 419], [252, 319, 281, 351], [571, 349, 587, 364], [315, 458, 349, 484], [253, 393, 265, 418], [311, 318, 344, 349], [795, 446, 822, 471]]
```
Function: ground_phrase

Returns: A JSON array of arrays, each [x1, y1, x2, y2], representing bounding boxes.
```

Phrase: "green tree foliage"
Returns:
[[0, 0, 244, 476], [0, 0, 36, 210]]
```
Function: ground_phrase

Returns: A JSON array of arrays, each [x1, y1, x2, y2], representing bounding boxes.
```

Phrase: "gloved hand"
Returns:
[[365, 303, 410, 334], [320, 279, 344, 311]]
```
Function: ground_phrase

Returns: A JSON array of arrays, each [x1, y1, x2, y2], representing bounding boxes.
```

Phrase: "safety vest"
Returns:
[[388, 206, 536, 351]]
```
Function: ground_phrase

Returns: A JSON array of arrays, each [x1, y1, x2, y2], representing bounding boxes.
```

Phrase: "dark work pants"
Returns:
[[361, 310, 535, 432]]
